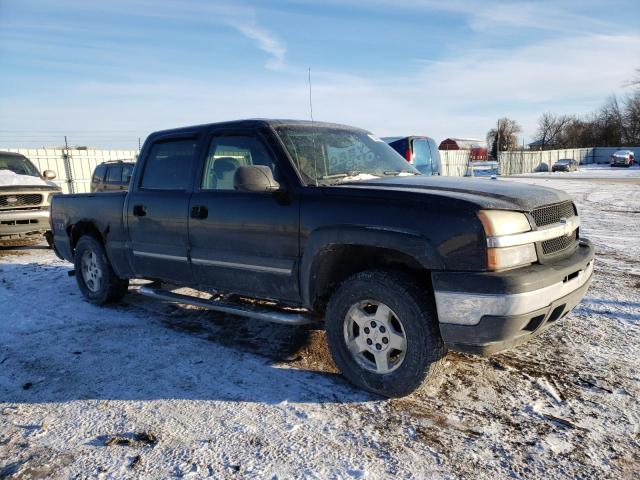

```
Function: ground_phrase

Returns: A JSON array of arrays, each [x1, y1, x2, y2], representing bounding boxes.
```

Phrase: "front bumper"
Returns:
[[0, 209, 50, 239], [432, 239, 595, 355]]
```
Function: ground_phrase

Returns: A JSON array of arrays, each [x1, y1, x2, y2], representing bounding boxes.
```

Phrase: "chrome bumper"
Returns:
[[0, 209, 50, 237], [434, 259, 594, 326]]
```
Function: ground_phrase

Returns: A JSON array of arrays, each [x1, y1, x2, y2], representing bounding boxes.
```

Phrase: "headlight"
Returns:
[[477, 210, 531, 236], [479, 210, 537, 270]]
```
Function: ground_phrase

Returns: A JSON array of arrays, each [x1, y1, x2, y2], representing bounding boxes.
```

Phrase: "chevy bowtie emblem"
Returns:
[[6, 196, 18, 204]]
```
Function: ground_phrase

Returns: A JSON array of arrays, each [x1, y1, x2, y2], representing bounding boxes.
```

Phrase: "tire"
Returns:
[[44, 231, 53, 249], [325, 269, 445, 397], [74, 235, 129, 305]]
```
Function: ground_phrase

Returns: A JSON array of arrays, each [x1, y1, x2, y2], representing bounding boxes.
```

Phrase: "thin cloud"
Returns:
[[228, 21, 287, 70]]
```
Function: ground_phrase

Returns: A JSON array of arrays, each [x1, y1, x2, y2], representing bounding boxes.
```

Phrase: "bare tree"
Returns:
[[534, 112, 571, 149], [487, 118, 522, 159]]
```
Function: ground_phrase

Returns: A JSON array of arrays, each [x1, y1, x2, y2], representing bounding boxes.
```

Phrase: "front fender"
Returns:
[[299, 225, 444, 307]]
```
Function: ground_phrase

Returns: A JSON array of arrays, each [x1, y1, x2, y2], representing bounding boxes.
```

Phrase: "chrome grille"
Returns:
[[542, 230, 577, 255], [531, 201, 575, 227], [0, 194, 43, 209]]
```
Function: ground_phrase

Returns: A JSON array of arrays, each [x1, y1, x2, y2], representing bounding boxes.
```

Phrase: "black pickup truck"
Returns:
[[51, 119, 594, 397]]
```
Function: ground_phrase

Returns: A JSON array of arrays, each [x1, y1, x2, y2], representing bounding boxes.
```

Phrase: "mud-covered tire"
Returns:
[[325, 269, 445, 397], [74, 235, 129, 305]]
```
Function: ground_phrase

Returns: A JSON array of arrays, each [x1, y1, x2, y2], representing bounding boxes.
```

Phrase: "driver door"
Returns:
[[188, 129, 301, 302]]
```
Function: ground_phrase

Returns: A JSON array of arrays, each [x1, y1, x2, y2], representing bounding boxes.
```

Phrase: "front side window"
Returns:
[[275, 126, 418, 185], [201, 135, 276, 190], [140, 139, 197, 190]]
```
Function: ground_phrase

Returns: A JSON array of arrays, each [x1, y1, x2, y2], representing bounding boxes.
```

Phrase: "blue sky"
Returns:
[[1, 0, 639, 149]]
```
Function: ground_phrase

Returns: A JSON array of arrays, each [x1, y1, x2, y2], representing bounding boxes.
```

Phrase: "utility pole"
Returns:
[[496, 119, 501, 171], [63, 135, 74, 194]]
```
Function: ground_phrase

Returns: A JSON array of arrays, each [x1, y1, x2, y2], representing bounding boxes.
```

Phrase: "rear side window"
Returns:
[[106, 166, 122, 183], [141, 140, 197, 190]]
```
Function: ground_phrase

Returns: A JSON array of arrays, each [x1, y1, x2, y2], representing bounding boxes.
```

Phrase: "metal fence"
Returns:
[[439, 149, 473, 177], [4, 146, 474, 194], [3, 148, 138, 193], [499, 147, 640, 175]]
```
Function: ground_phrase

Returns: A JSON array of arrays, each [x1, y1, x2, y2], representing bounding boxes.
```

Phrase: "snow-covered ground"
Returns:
[[1, 175, 639, 479]]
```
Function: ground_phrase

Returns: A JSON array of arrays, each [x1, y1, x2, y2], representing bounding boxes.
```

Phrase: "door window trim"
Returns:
[[194, 129, 284, 194], [136, 133, 202, 193]]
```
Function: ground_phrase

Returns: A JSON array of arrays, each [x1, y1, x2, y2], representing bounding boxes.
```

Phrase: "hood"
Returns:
[[0, 170, 61, 191], [337, 175, 571, 211]]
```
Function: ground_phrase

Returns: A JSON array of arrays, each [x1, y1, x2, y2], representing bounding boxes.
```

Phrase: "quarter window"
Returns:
[[141, 140, 197, 190]]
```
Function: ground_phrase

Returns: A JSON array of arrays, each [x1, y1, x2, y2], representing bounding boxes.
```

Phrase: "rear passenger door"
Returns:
[[126, 135, 200, 283], [188, 129, 300, 302]]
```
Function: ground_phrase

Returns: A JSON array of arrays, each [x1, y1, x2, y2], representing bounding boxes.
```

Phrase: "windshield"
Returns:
[[0, 155, 41, 177], [275, 126, 418, 185], [557, 159, 571, 164]]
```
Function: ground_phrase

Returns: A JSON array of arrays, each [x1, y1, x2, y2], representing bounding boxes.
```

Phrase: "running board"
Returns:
[[138, 286, 318, 325]]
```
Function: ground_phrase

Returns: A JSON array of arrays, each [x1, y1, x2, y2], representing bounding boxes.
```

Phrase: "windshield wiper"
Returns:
[[383, 170, 418, 176], [319, 170, 361, 180]]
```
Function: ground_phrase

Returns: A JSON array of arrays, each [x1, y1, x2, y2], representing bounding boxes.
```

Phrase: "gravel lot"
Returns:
[[1, 173, 638, 479]]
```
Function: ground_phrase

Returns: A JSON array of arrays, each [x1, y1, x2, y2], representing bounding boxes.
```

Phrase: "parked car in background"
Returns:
[[610, 150, 635, 167], [51, 119, 594, 397], [0, 151, 61, 245], [383, 136, 441, 175], [90, 160, 135, 192], [552, 159, 578, 172]]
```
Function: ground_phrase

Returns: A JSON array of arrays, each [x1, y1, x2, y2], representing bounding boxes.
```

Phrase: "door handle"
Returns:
[[133, 205, 147, 217], [191, 205, 208, 219]]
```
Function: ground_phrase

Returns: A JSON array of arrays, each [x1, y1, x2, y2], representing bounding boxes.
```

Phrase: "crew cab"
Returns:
[[50, 120, 594, 397], [1, 151, 60, 244]]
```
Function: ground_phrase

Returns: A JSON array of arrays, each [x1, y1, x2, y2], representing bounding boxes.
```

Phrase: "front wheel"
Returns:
[[74, 235, 129, 305], [325, 269, 445, 397]]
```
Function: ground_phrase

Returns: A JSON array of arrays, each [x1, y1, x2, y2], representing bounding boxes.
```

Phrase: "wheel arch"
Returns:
[[300, 226, 444, 312]]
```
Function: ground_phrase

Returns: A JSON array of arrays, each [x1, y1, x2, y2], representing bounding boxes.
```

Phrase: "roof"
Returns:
[[150, 119, 367, 139], [441, 138, 487, 149], [0, 151, 30, 159]]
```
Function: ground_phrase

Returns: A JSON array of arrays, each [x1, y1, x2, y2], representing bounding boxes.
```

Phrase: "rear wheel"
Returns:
[[74, 235, 129, 305], [325, 269, 445, 397]]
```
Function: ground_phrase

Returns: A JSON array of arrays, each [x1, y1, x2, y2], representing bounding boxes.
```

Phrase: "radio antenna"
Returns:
[[308, 67, 314, 123], [308, 67, 318, 186]]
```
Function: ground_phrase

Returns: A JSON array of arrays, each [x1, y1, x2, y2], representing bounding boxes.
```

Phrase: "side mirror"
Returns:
[[234, 165, 280, 193], [43, 170, 56, 180]]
